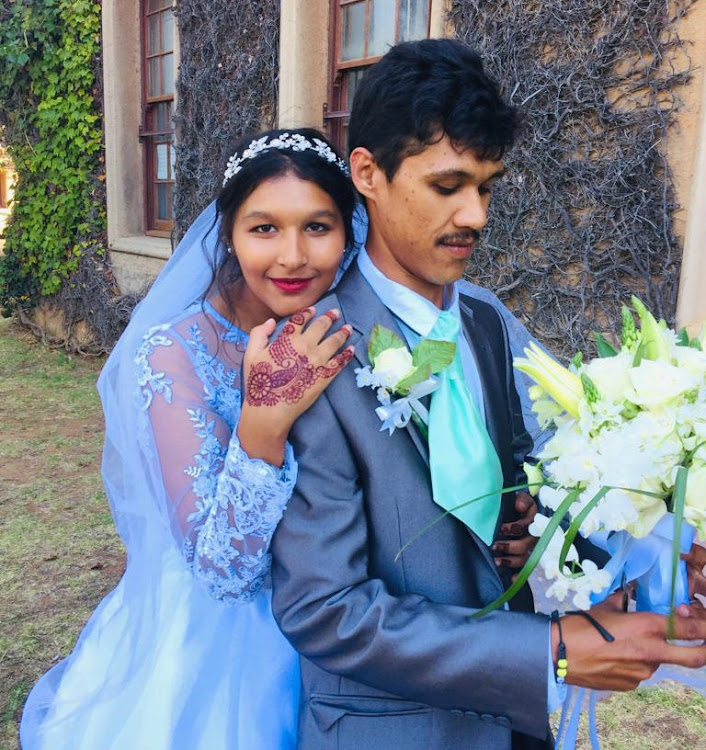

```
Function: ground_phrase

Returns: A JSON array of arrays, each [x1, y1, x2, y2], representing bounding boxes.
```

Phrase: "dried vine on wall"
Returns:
[[451, 0, 695, 357], [173, 0, 280, 238]]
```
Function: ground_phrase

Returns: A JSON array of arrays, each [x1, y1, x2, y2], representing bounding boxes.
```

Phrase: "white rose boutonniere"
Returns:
[[355, 324, 455, 436]]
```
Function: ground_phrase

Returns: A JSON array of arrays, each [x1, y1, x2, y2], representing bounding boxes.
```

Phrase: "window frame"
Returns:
[[0, 170, 9, 210], [139, 0, 176, 236], [325, 0, 432, 150]]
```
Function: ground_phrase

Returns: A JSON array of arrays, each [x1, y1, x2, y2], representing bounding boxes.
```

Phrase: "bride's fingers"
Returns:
[[316, 325, 353, 362], [316, 346, 355, 378], [301, 308, 341, 343], [244, 318, 276, 364], [287, 307, 317, 330]]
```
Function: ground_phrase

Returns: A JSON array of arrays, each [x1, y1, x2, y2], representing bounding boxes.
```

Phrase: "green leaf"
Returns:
[[411, 338, 456, 374], [368, 324, 406, 364], [668, 466, 688, 637], [595, 332, 618, 358], [558, 486, 610, 571], [570, 351, 584, 369], [675, 328, 690, 347], [632, 342, 645, 367], [395, 363, 432, 394], [470, 488, 582, 619]]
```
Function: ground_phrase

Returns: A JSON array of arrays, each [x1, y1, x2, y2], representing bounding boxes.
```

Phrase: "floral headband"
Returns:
[[222, 132, 351, 187]]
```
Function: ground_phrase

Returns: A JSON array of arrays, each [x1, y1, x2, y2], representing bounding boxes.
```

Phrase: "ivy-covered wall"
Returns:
[[173, 0, 280, 237], [0, 0, 125, 349], [451, 0, 696, 357]]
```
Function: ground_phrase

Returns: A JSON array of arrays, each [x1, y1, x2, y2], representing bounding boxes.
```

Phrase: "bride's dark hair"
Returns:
[[202, 128, 357, 323]]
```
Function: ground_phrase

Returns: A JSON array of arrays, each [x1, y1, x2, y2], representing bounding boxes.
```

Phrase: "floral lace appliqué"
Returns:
[[186, 417, 297, 603], [135, 325, 175, 410], [135, 312, 298, 604]]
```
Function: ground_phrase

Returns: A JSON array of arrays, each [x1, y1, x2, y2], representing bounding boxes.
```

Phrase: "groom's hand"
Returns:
[[493, 491, 538, 576], [554, 593, 706, 691], [682, 542, 706, 600]]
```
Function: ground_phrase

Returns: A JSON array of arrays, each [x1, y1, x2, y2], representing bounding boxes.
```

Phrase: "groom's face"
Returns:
[[354, 136, 504, 304]]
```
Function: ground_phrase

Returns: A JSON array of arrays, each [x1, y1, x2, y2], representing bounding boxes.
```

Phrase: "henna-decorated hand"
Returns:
[[237, 307, 354, 466]]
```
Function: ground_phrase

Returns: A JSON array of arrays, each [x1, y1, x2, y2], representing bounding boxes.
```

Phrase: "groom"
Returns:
[[271, 39, 706, 749]]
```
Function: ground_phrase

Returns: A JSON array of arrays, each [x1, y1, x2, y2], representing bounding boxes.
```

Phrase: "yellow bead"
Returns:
[[558, 659, 568, 669], [557, 668, 567, 678]]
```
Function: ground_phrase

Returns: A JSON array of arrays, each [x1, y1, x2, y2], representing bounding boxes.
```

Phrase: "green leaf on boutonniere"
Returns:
[[395, 363, 432, 394], [411, 339, 456, 374], [368, 324, 406, 364]]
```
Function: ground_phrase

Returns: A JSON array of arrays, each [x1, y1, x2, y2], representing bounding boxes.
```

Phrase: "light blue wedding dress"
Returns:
[[20, 299, 300, 750]]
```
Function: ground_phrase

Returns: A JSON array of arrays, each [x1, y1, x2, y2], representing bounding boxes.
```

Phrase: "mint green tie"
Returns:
[[427, 310, 504, 546]]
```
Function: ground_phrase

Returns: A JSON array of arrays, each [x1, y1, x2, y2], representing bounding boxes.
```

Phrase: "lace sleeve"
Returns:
[[135, 325, 298, 603]]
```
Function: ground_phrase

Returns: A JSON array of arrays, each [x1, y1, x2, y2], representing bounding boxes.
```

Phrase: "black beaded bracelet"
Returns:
[[550, 610, 568, 684]]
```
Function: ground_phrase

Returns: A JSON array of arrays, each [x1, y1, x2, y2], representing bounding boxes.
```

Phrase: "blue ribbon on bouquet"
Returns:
[[375, 377, 438, 435], [588, 513, 694, 613]]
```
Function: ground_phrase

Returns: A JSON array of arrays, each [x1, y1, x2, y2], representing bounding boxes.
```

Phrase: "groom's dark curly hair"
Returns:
[[347, 38, 519, 180]]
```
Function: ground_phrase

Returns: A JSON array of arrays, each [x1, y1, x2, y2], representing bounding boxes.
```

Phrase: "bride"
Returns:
[[20, 128, 358, 750]]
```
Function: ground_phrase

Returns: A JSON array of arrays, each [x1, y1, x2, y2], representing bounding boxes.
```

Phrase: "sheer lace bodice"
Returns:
[[134, 301, 297, 602]]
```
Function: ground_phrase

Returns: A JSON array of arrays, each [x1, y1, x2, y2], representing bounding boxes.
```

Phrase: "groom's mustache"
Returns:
[[436, 230, 480, 246]]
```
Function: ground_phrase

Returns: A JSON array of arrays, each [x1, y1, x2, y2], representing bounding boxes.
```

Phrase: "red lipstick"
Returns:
[[270, 278, 314, 293]]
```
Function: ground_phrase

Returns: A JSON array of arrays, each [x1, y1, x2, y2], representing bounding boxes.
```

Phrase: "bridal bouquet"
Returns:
[[480, 298, 704, 616]]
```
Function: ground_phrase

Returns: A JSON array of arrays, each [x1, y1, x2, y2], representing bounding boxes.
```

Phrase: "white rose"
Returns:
[[372, 347, 416, 387], [629, 360, 700, 408], [581, 352, 633, 404], [672, 345, 706, 380]]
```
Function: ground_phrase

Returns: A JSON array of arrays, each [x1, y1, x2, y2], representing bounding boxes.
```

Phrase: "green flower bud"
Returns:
[[581, 373, 600, 405], [621, 305, 639, 351]]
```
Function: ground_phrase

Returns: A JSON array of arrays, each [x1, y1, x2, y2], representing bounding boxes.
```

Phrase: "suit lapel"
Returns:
[[458, 297, 504, 460], [336, 266, 430, 467], [337, 267, 502, 583]]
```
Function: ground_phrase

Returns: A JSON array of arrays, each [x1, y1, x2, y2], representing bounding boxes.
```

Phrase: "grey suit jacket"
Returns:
[[271, 265, 553, 750]]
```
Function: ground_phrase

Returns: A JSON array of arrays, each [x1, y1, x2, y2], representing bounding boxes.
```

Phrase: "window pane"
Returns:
[[342, 67, 366, 110], [161, 10, 174, 53], [156, 143, 169, 180], [153, 101, 167, 131], [148, 0, 163, 12], [398, 0, 429, 42], [157, 183, 169, 221], [148, 57, 160, 97], [341, 2, 366, 61], [148, 15, 160, 55], [369, 0, 395, 56], [162, 53, 174, 95]]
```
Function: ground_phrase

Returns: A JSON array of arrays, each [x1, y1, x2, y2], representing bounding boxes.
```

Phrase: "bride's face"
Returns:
[[229, 172, 346, 324]]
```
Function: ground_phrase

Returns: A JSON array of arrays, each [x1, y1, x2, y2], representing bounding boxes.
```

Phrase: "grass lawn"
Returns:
[[1, 317, 705, 749]]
